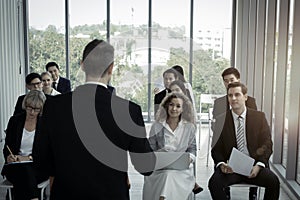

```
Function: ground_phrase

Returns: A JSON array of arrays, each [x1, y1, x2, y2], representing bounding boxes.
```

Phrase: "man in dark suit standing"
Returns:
[[35, 39, 155, 199], [211, 67, 257, 200], [208, 82, 279, 200], [154, 68, 178, 117], [45, 61, 71, 94]]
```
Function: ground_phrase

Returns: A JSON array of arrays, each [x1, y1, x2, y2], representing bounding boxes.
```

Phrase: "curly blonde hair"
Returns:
[[156, 92, 195, 124]]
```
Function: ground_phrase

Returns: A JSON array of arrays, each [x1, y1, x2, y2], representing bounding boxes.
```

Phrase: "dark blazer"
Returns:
[[154, 89, 168, 117], [13, 95, 26, 116], [34, 84, 155, 200], [13, 94, 52, 116], [211, 109, 272, 167], [211, 95, 257, 148], [1, 113, 41, 175], [56, 76, 71, 94]]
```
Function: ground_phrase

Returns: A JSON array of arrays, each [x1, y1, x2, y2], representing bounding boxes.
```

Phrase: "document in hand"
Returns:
[[154, 152, 190, 170], [228, 147, 255, 176], [5, 160, 33, 165]]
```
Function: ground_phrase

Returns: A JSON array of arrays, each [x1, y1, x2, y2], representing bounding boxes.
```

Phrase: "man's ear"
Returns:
[[244, 94, 248, 101], [107, 63, 114, 75], [80, 61, 85, 72], [25, 84, 31, 90]]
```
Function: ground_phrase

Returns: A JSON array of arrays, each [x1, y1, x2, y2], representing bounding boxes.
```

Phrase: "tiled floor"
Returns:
[[0, 124, 297, 199]]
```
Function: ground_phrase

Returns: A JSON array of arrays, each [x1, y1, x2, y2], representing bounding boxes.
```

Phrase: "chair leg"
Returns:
[[40, 187, 45, 200], [8, 189, 12, 200]]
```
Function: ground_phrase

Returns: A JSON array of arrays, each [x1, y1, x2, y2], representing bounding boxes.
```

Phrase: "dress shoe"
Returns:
[[192, 185, 203, 194], [249, 194, 257, 200]]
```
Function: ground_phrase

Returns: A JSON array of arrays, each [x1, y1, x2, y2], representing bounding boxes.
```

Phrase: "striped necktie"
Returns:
[[236, 116, 244, 152]]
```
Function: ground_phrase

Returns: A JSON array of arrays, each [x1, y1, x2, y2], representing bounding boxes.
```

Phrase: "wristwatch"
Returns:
[[28, 155, 33, 161]]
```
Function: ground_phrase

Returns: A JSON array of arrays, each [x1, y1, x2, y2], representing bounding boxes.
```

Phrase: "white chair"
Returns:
[[198, 94, 224, 166], [0, 178, 50, 200], [230, 183, 262, 199]]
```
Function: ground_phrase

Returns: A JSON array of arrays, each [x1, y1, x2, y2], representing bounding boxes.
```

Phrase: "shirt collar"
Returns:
[[85, 82, 108, 88], [231, 107, 247, 120], [54, 76, 60, 84]]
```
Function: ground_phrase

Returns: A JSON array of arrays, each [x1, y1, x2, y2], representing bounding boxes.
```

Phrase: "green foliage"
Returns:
[[28, 24, 230, 114]]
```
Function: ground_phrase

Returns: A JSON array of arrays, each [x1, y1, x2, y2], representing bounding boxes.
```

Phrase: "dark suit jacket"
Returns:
[[1, 113, 42, 175], [34, 84, 155, 200], [211, 95, 257, 148], [211, 109, 272, 167], [56, 76, 71, 94], [154, 89, 168, 117], [13, 95, 26, 116]]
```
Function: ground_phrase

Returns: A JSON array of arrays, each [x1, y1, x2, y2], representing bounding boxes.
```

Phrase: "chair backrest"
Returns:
[[199, 94, 224, 122]]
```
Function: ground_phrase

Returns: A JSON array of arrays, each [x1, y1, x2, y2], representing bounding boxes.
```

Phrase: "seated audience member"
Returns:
[[211, 67, 258, 200], [144, 92, 197, 200], [1, 90, 48, 200], [208, 82, 280, 200], [169, 80, 194, 110], [41, 72, 61, 96], [172, 65, 196, 107], [169, 80, 202, 194], [154, 68, 178, 117], [45, 61, 71, 94], [13, 73, 43, 116]]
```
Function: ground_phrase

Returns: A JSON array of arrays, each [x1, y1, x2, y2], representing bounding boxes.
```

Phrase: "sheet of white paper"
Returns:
[[154, 152, 190, 170], [228, 147, 255, 176], [5, 160, 33, 165]]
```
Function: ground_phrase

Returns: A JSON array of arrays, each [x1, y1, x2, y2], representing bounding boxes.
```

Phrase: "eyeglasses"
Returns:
[[29, 81, 42, 86], [26, 106, 41, 112]]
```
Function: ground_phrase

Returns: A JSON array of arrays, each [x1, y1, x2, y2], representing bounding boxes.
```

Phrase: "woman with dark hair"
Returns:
[[1, 90, 48, 200], [172, 65, 196, 107], [143, 92, 198, 200]]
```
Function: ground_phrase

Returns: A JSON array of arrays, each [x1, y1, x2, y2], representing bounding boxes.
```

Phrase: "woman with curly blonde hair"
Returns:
[[143, 92, 199, 200]]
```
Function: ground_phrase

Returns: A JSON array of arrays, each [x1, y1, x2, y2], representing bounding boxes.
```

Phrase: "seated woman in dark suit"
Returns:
[[1, 90, 48, 200]]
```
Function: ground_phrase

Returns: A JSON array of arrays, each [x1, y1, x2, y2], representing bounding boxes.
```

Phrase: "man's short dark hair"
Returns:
[[46, 62, 60, 71], [221, 67, 240, 80], [82, 39, 104, 62], [25, 73, 42, 84], [163, 68, 178, 79], [227, 82, 247, 95]]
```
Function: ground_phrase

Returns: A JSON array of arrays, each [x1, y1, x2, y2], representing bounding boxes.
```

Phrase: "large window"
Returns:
[[27, 0, 232, 121], [69, 0, 107, 88], [110, 0, 148, 112], [28, 0, 66, 76]]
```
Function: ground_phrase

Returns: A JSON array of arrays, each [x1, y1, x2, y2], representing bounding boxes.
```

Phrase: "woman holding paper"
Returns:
[[1, 90, 48, 200], [143, 92, 197, 200]]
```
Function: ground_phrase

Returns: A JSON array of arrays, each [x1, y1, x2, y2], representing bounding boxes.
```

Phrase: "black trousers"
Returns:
[[208, 167, 280, 200], [3, 162, 47, 200]]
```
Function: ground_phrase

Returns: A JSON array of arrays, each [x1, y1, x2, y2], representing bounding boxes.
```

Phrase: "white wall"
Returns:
[[0, 0, 26, 140]]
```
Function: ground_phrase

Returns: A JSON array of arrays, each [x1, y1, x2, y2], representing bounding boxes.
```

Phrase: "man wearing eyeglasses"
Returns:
[[13, 73, 44, 116]]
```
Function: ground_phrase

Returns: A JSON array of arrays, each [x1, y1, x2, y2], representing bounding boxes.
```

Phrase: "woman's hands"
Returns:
[[6, 155, 32, 163], [7, 154, 17, 163]]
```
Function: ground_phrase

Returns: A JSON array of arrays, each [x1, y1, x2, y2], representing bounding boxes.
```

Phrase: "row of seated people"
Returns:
[[2, 39, 279, 200]]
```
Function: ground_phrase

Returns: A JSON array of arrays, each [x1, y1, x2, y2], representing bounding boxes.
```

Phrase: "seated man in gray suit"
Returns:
[[211, 67, 257, 200]]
